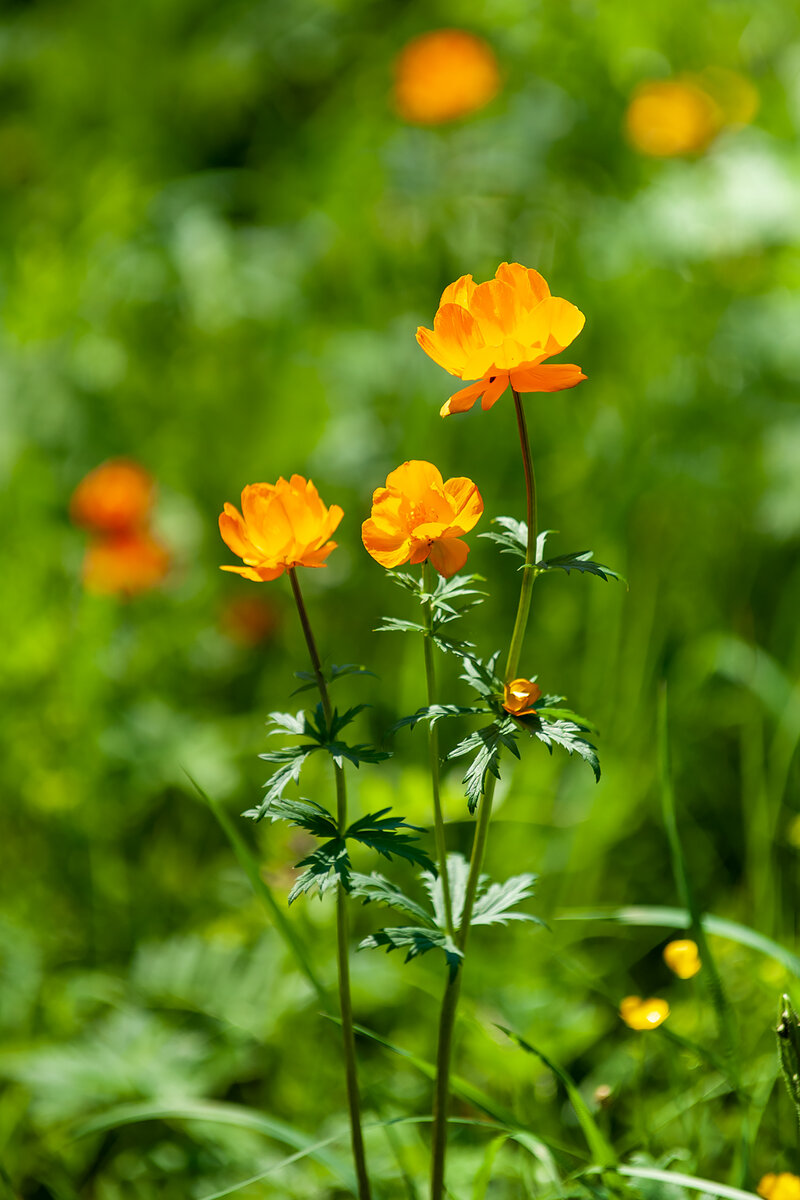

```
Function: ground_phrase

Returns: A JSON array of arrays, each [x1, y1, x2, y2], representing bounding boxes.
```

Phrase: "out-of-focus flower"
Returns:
[[619, 996, 670, 1030], [220, 595, 280, 646], [502, 678, 542, 716], [416, 263, 586, 417], [394, 30, 499, 125], [70, 458, 155, 533], [82, 531, 170, 596], [362, 459, 482, 578], [219, 476, 343, 583], [625, 76, 733, 157], [758, 1175, 800, 1200], [663, 938, 702, 979]]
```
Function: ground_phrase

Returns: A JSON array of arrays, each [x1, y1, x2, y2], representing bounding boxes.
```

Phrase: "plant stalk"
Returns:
[[288, 567, 372, 1200], [422, 560, 455, 940], [429, 388, 539, 1200]]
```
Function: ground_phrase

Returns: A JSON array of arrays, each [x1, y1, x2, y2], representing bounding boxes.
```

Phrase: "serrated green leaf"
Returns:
[[266, 709, 311, 737], [471, 874, 541, 927], [531, 718, 601, 781], [349, 872, 435, 926], [375, 616, 428, 636], [346, 808, 433, 870], [325, 741, 392, 769], [421, 854, 471, 929], [290, 840, 350, 902], [448, 718, 520, 813], [389, 704, 486, 735], [538, 549, 624, 583], [459, 652, 502, 699], [291, 663, 377, 696], [263, 797, 338, 839], [359, 926, 462, 978], [253, 745, 320, 813]]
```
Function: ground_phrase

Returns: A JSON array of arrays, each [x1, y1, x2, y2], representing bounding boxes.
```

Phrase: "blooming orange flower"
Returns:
[[70, 458, 154, 533], [502, 678, 542, 716], [663, 938, 702, 979], [416, 263, 586, 417], [759, 1175, 800, 1200], [394, 30, 500, 125], [219, 476, 343, 583], [82, 531, 170, 596], [619, 996, 669, 1030], [362, 460, 483, 578], [625, 78, 721, 157]]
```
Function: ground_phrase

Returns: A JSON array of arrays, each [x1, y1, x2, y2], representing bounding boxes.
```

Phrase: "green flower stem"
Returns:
[[288, 567, 372, 1200], [422, 560, 455, 940], [430, 388, 539, 1200]]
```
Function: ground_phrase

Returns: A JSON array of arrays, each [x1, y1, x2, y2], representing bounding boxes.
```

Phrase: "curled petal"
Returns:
[[439, 273, 476, 308], [361, 517, 413, 568], [533, 296, 586, 354], [442, 477, 484, 533], [220, 563, 286, 582], [494, 262, 551, 307], [219, 505, 258, 561], [510, 363, 587, 393], [440, 377, 492, 417], [428, 537, 469, 578], [480, 373, 511, 410]]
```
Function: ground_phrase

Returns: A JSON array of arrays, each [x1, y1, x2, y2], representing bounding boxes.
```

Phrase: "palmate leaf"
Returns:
[[460, 652, 502, 700], [389, 704, 486, 735], [537, 550, 624, 583], [359, 927, 463, 979], [530, 717, 601, 781], [250, 744, 320, 815], [289, 840, 350, 902], [349, 872, 435, 925], [479, 518, 551, 561], [346, 809, 434, 871], [448, 718, 520, 813]]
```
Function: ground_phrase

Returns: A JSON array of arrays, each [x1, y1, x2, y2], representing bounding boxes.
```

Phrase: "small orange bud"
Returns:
[[502, 678, 542, 717], [663, 938, 701, 979], [82, 530, 170, 596], [70, 458, 154, 534], [619, 996, 669, 1030]]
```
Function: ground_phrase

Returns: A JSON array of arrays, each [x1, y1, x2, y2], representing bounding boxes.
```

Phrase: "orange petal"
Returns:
[[510, 363, 587, 392], [429, 536, 469, 578], [442, 477, 484, 534], [432, 303, 484, 365], [439, 273, 476, 308], [219, 505, 259, 561], [532, 296, 586, 354], [480, 373, 510, 410], [416, 324, 462, 376], [440, 378, 489, 417], [468, 278, 520, 344], [385, 459, 444, 497], [220, 563, 285, 582], [361, 518, 413, 568], [495, 262, 550, 307]]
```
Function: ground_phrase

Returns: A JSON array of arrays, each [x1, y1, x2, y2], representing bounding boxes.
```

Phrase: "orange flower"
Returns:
[[663, 938, 702, 979], [416, 263, 586, 417], [70, 458, 154, 533], [362, 460, 482, 578], [219, 476, 343, 583], [758, 1175, 800, 1200], [502, 678, 542, 716], [619, 996, 669, 1030], [394, 30, 500, 125], [625, 78, 721, 157], [82, 531, 170, 596]]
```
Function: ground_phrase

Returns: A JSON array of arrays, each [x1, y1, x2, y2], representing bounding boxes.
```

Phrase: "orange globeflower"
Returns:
[[362, 460, 482, 578], [416, 263, 586, 417], [219, 476, 343, 583], [70, 458, 155, 533], [502, 678, 542, 716], [663, 938, 702, 979], [759, 1175, 800, 1200], [394, 29, 500, 125], [82, 531, 170, 596], [619, 996, 669, 1030], [625, 78, 721, 157]]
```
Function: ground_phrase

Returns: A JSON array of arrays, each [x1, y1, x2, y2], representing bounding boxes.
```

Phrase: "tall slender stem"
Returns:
[[429, 388, 538, 1200], [422, 560, 455, 939], [288, 568, 372, 1200]]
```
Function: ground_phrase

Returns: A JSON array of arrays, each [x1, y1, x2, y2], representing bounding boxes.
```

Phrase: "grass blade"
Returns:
[[618, 1166, 759, 1200]]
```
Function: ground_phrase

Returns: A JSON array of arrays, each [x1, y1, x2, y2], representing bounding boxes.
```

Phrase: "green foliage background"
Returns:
[[1, 0, 800, 1194]]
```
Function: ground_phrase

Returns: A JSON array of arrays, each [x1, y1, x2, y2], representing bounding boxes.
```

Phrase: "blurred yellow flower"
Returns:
[[219, 476, 343, 583], [625, 78, 720, 157], [663, 938, 702, 979], [619, 996, 669, 1030], [758, 1174, 800, 1200], [394, 30, 500, 125], [417, 262, 586, 417], [502, 678, 542, 717]]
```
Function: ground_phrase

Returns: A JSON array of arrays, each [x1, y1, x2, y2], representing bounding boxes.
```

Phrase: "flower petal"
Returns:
[[361, 517, 412, 568], [510, 363, 587, 392], [442, 477, 484, 534], [440, 378, 489, 417], [494, 262, 550, 307], [220, 563, 285, 582], [480, 373, 511, 410], [439, 273, 475, 308], [429, 537, 469, 578], [219, 505, 259, 561], [468, 278, 522, 344], [532, 296, 586, 354], [385, 459, 443, 496]]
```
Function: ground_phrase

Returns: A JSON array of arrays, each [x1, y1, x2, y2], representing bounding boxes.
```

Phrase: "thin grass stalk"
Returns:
[[430, 388, 539, 1200], [288, 567, 372, 1200]]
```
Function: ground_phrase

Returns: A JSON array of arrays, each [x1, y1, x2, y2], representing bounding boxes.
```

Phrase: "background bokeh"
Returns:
[[2, 0, 800, 1195]]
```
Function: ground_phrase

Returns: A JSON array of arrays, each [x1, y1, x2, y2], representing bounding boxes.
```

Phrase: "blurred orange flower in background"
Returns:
[[219, 476, 343, 583], [619, 996, 669, 1030], [70, 458, 154, 533], [417, 263, 586, 417], [82, 531, 170, 596], [219, 595, 280, 646], [394, 29, 499, 125], [362, 460, 483, 578], [758, 1175, 800, 1200], [625, 69, 758, 158], [502, 678, 542, 716]]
